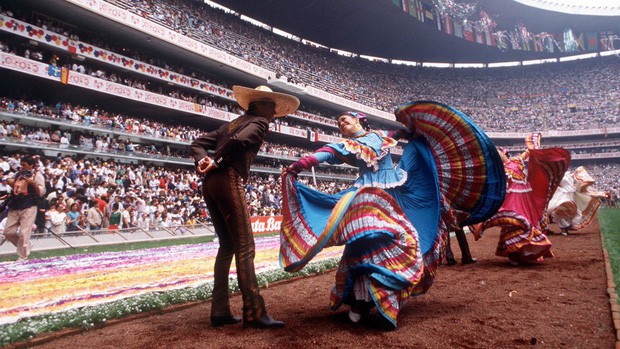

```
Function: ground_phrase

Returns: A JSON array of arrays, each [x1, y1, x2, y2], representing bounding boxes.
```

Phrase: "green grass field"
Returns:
[[599, 208, 620, 300]]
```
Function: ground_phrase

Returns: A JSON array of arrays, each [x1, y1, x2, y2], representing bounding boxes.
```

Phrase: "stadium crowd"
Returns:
[[0, 38, 343, 137], [0, 152, 354, 237], [110, 0, 619, 132], [0, 97, 324, 157], [1, 3, 618, 134], [1, 97, 616, 161]]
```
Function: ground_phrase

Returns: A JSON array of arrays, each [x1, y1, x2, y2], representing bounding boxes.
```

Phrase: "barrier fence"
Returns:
[[0, 215, 283, 257]]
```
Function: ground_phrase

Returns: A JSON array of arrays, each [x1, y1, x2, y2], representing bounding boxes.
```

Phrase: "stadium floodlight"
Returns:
[[559, 53, 598, 62], [359, 55, 389, 63], [487, 61, 521, 68], [330, 48, 356, 57], [540, 58, 559, 64], [240, 15, 271, 30], [454, 63, 485, 68], [204, 1, 237, 14], [273, 28, 300, 42], [522, 58, 558, 65], [302, 39, 329, 50], [391, 59, 418, 66], [422, 62, 453, 68], [600, 49, 620, 57], [522, 59, 541, 66]]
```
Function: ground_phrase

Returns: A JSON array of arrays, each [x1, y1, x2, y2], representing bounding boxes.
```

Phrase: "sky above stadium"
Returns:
[[514, 0, 620, 16]]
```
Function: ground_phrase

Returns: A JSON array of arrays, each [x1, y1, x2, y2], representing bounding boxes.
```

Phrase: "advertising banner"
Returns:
[[251, 216, 282, 236]]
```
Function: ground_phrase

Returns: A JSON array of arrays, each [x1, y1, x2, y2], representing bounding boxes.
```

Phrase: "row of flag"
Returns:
[[391, 0, 616, 53]]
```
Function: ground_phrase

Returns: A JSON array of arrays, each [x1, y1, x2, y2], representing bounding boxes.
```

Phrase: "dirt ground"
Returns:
[[21, 219, 615, 349]]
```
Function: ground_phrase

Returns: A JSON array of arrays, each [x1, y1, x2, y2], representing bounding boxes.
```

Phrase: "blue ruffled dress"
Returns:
[[280, 101, 506, 327]]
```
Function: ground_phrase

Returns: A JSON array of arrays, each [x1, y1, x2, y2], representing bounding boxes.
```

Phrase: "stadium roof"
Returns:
[[514, 0, 620, 16], [210, 0, 620, 63]]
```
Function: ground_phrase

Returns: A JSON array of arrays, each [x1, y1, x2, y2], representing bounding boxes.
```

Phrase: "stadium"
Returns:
[[0, 0, 618, 347]]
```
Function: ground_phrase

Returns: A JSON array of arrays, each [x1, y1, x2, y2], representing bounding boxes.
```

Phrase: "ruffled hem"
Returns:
[[280, 173, 426, 328], [497, 227, 554, 262], [476, 210, 553, 260]]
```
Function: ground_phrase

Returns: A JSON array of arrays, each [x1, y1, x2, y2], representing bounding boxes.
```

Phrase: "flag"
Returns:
[[60, 67, 70, 84], [575, 32, 586, 51], [494, 32, 508, 49], [48, 64, 61, 77], [543, 35, 555, 52], [475, 27, 485, 44], [555, 33, 565, 52], [308, 131, 318, 142], [454, 21, 463, 38], [463, 22, 474, 41], [520, 32, 531, 51], [485, 29, 495, 46], [401, 0, 408, 12], [436, 10, 442, 31], [586, 32, 598, 51], [443, 15, 453, 35], [415, 0, 424, 22], [407, 0, 417, 17], [531, 35, 538, 52], [532, 35, 543, 52], [421, 2, 435, 26], [600, 31, 614, 50], [509, 31, 520, 50], [538, 36, 547, 51]]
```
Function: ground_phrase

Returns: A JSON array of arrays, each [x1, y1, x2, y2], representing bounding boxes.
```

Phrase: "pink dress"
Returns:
[[475, 148, 570, 263]]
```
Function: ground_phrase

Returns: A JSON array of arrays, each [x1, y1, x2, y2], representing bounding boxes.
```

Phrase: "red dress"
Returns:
[[475, 148, 570, 263]]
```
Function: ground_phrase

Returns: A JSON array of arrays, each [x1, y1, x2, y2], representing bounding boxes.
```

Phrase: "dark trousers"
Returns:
[[203, 167, 266, 321], [445, 228, 473, 262]]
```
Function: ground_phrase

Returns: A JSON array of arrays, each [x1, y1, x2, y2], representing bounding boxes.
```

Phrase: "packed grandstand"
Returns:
[[0, 0, 618, 240]]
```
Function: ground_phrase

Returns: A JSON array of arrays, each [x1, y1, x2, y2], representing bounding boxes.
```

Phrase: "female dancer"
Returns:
[[279, 102, 505, 328], [547, 166, 606, 235], [474, 134, 570, 265]]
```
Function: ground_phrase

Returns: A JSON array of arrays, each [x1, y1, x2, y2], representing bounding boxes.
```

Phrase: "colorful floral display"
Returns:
[[0, 236, 342, 327]]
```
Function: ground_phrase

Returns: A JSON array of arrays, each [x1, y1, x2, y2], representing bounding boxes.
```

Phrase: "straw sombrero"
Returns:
[[232, 85, 300, 117]]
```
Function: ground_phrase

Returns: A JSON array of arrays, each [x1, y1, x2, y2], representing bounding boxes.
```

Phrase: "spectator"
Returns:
[[86, 200, 103, 231], [108, 202, 122, 230], [65, 202, 81, 232], [1, 156, 46, 261], [49, 199, 67, 236]]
